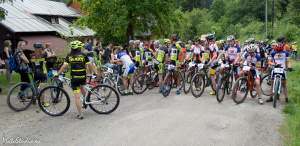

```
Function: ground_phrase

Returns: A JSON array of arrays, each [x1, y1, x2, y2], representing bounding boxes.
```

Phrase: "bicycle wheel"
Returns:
[[184, 72, 193, 94], [147, 72, 159, 90], [132, 74, 148, 94], [273, 77, 280, 108], [261, 74, 273, 96], [7, 82, 34, 112], [232, 77, 248, 104], [38, 86, 70, 116], [216, 78, 226, 103], [191, 73, 205, 98], [162, 74, 172, 97], [227, 74, 234, 95], [87, 85, 120, 114]]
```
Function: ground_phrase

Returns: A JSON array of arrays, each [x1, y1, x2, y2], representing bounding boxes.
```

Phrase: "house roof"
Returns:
[[0, 0, 94, 37], [11, 0, 80, 17]]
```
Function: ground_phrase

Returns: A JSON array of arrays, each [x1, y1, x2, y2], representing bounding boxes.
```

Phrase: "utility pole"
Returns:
[[272, 0, 275, 38], [265, 0, 268, 39]]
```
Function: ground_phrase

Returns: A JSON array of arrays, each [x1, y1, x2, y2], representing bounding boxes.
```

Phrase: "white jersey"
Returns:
[[116, 51, 134, 67], [192, 45, 203, 54]]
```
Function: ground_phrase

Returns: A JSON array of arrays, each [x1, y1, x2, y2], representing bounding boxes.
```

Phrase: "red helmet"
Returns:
[[274, 44, 284, 52]]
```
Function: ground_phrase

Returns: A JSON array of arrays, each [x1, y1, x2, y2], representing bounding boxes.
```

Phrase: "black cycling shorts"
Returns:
[[71, 78, 86, 91]]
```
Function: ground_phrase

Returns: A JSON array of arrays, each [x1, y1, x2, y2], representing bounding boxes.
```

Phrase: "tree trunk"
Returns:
[[126, 11, 134, 43]]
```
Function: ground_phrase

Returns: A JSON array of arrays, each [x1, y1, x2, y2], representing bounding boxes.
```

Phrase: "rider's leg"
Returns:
[[74, 87, 83, 119], [210, 68, 216, 95], [255, 72, 264, 104]]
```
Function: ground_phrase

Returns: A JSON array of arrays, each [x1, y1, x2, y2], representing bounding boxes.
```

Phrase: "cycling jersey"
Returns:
[[116, 50, 134, 68], [65, 51, 90, 80], [156, 46, 168, 63], [170, 47, 178, 61], [242, 52, 261, 66], [226, 46, 241, 62], [271, 50, 289, 69]]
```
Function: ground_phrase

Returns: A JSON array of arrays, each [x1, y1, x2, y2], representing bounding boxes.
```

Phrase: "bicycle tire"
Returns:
[[232, 77, 249, 104], [191, 73, 205, 98], [162, 74, 172, 97], [216, 78, 226, 103], [38, 86, 70, 116], [147, 72, 159, 90], [260, 74, 273, 96], [132, 74, 148, 94], [273, 77, 280, 108], [184, 72, 192, 94], [87, 84, 120, 114], [7, 82, 34, 112]]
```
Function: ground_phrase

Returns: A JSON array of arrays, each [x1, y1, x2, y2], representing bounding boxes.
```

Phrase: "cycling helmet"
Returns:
[[248, 44, 257, 53], [129, 40, 134, 44], [70, 40, 84, 50], [206, 33, 215, 41], [164, 39, 171, 44], [227, 35, 235, 41], [33, 42, 44, 49], [275, 44, 284, 52]]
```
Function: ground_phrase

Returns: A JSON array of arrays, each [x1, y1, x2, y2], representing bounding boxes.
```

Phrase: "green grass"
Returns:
[[281, 60, 300, 146], [0, 72, 20, 94]]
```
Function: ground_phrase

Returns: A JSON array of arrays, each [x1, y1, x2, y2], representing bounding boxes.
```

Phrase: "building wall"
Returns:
[[0, 24, 17, 51]]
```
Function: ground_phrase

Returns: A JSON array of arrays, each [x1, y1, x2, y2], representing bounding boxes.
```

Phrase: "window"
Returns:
[[51, 17, 59, 24]]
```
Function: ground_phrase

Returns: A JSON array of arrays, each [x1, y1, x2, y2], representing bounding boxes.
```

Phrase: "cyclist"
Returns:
[[224, 35, 241, 79], [168, 36, 183, 95], [57, 40, 96, 119], [155, 39, 170, 93], [112, 46, 135, 95], [266, 39, 289, 103], [206, 33, 219, 95], [238, 44, 264, 104]]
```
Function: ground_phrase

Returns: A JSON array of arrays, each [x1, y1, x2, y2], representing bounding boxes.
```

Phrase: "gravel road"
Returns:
[[0, 88, 283, 146]]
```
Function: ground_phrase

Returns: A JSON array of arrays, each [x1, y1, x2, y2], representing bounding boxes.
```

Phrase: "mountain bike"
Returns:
[[101, 65, 129, 96], [190, 63, 206, 98], [132, 61, 159, 94], [161, 64, 184, 97], [231, 65, 258, 104], [7, 72, 69, 113], [40, 74, 120, 116], [216, 63, 234, 103], [271, 64, 285, 108], [183, 61, 196, 94]]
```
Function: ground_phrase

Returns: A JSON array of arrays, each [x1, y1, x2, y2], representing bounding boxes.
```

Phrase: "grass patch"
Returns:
[[0, 72, 21, 94], [281, 60, 300, 146]]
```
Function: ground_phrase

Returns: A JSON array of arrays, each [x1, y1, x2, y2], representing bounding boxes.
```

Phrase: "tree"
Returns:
[[0, 0, 12, 20], [210, 0, 225, 22], [287, 0, 300, 25], [77, 0, 177, 44]]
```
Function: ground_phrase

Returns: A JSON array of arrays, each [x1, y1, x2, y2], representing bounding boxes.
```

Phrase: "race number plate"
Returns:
[[243, 66, 251, 71], [197, 63, 204, 69], [274, 68, 284, 74], [168, 65, 176, 70]]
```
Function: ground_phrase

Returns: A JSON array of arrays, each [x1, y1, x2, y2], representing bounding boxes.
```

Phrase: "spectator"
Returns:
[[44, 43, 57, 72], [103, 43, 113, 65], [15, 41, 30, 87], [84, 39, 93, 52], [2, 40, 12, 83]]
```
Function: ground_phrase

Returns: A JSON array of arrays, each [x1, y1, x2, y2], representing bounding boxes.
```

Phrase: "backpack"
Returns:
[[8, 55, 18, 71], [9, 50, 29, 73]]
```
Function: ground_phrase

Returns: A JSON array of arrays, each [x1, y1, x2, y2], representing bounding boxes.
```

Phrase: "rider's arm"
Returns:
[[58, 62, 68, 75]]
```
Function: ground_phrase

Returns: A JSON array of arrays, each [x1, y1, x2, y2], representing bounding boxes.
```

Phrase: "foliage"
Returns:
[[77, 0, 177, 44], [281, 61, 300, 146]]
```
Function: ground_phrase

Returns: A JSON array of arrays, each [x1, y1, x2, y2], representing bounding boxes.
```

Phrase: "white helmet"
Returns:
[[248, 44, 257, 53]]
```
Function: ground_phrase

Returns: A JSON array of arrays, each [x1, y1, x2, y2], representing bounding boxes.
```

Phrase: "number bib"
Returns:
[[170, 48, 178, 61], [157, 50, 165, 63], [135, 51, 141, 62]]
